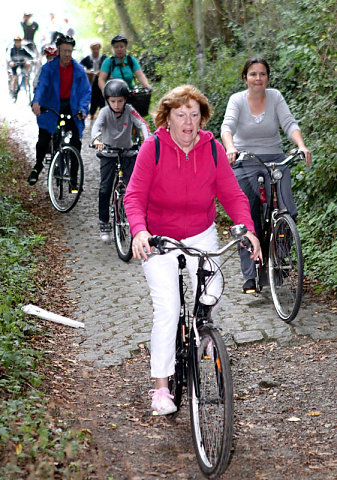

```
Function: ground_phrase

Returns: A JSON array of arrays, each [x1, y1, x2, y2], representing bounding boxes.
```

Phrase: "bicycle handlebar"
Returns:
[[148, 224, 250, 258], [88, 142, 138, 154], [235, 148, 305, 169], [39, 106, 84, 119]]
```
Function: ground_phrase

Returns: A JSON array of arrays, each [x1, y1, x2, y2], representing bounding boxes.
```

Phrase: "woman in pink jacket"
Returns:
[[124, 84, 261, 415]]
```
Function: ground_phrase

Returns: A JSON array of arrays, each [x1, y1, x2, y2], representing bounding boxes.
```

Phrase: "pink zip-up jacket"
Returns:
[[124, 127, 255, 240]]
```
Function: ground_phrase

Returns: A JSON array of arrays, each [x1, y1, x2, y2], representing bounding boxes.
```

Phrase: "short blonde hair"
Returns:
[[154, 84, 212, 129]]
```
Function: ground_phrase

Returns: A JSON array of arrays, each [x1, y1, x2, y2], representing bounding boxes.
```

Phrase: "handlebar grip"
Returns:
[[148, 236, 160, 248], [241, 235, 253, 253]]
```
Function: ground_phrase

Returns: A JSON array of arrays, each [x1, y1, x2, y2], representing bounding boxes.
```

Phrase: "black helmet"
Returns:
[[56, 34, 76, 48], [104, 79, 130, 99], [111, 34, 128, 45]]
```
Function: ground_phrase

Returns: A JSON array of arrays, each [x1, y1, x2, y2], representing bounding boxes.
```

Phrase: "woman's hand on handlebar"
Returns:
[[299, 146, 312, 167], [243, 231, 262, 262], [226, 147, 239, 165], [132, 230, 152, 260]]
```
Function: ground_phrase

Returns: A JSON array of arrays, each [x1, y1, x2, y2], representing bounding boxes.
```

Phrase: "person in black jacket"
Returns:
[[9, 36, 33, 94], [80, 41, 106, 119]]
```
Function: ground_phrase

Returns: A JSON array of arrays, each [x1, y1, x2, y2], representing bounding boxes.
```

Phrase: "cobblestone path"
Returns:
[[2, 98, 336, 369]]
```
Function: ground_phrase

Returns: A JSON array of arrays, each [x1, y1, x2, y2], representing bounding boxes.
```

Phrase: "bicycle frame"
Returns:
[[90, 138, 136, 261], [149, 226, 246, 477], [111, 154, 127, 224], [235, 149, 305, 286]]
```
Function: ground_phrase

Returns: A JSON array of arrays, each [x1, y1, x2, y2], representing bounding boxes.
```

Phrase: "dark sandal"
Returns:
[[242, 279, 257, 294]]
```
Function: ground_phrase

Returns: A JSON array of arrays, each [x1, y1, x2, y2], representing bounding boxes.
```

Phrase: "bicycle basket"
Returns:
[[128, 90, 151, 117]]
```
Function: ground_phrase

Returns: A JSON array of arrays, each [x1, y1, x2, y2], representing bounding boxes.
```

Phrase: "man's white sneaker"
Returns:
[[99, 222, 112, 244], [149, 388, 177, 415]]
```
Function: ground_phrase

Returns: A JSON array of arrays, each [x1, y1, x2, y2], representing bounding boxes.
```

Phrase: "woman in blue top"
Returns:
[[221, 57, 312, 293], [98, 35, 152, 93]]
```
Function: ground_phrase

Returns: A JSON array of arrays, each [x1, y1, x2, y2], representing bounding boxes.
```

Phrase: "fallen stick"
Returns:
[[22, 304, 85, 329]]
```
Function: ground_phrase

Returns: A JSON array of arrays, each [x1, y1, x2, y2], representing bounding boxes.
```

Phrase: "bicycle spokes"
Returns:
[[189, 328, 233, 477], [269, 214, 303, 322]]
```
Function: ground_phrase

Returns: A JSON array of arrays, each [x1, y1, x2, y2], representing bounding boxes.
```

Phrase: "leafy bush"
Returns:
[[0, 128, 90, 478]]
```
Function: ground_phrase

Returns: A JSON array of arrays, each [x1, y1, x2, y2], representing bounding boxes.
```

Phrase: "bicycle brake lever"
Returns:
[[148, 236, 166, 254]]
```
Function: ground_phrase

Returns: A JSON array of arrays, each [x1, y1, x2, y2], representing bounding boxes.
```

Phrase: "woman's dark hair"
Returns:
[[241, 57, 270, 80]]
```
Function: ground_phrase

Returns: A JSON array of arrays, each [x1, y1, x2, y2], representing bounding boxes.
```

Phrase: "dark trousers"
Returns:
[[98, 154, 136, 223], [234, 153, 298, 280], [90, 76, 105, 116], [35, 102, 81, 171]]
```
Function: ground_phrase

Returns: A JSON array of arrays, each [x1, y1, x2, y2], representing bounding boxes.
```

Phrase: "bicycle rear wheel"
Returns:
[[48, 146, 84, 213], [269, 213, 303, 323], [113, 193, 133, 261], [189, 326, 233, 479]]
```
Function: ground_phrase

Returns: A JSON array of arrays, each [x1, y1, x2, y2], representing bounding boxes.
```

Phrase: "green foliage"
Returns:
[[0, 129, 90, 477]]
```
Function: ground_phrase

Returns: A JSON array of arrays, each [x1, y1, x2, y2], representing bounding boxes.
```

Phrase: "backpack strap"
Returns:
[[153, 134, 160, 165], [153, 134, 217, 167], [108, 55, 134, 79], [211, 138, 217, 166], [126, 55, 134, 70]]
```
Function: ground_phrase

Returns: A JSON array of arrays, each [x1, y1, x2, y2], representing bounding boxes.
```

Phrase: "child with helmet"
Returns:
[[91, 78, 150, 243], [33, 44, 58, 90]]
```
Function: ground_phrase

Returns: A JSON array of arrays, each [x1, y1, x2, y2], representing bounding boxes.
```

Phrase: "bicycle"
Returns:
[[8, 62, 32, 104], [234, 148, 305, 323], [148, 224, 249, 478], [40, 106, 84, 213], [90, 141, 135, 262]]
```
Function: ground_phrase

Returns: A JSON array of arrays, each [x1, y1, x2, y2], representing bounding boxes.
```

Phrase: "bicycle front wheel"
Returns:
[[113, 193, 133, 261], [189, 326, 233, 479], [48, 146, 84, 213], [269, 213, 303, 323]]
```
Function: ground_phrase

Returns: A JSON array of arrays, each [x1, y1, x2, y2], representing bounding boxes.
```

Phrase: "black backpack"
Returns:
[[153, 134, 218, 166], [108, 55, 134, 80]]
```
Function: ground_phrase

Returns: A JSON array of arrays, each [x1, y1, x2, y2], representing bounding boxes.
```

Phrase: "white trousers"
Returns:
[[142, 223, 222, 378]]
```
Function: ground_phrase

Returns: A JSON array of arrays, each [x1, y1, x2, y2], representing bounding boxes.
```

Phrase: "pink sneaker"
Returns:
[[149, 388, 177, 415]]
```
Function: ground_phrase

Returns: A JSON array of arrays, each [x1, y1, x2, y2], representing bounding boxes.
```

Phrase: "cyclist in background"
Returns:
[[33, 44, 58, 90], [91, 78, 150, 243], [221, 57, 312, 293], [98, 34, 152, 93], [9, 36, 33, 95], [29, 34, 91, 187], [21, 13, 39, 53], [80, 40, 107, 119]]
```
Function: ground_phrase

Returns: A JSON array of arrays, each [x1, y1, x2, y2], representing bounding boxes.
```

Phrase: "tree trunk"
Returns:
[[193, 0, 205, 81], [213, 0, 233, 43], [113, 0, 140, 46]]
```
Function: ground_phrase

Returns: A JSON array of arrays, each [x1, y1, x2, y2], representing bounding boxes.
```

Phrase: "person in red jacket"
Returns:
[[124, 84, 261, 416]]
